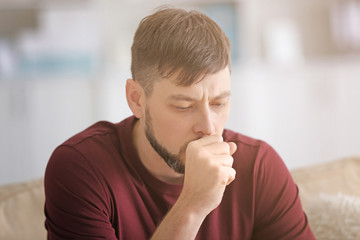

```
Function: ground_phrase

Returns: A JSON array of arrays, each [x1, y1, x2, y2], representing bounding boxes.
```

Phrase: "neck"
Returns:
[[132, 119, 184, 184]]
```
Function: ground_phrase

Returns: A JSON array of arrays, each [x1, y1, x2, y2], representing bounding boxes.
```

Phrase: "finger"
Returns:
[[190, 134, 223, 148], [226, 167, 236, 185], [203, 141, 231, 155], [227, 142, 237, 155], [215, 154, 234, 167]]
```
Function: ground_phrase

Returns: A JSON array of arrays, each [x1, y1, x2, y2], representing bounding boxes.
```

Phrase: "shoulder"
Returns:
[[60, 116, 135, 154], [45, 121, 119, 183], [223, 129, 277, 161], [223, 128, 262, 147], [62, 121, 120, 147], [223, 128, 286, 180], [46, 116, 136, 179], [46, 117, 135, 178]]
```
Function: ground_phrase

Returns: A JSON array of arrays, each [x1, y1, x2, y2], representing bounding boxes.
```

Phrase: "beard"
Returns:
[[144, 108, 187, 174]]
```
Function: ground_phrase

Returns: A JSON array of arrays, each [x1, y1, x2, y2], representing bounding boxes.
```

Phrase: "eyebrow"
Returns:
[[167, 91, 231, 101]]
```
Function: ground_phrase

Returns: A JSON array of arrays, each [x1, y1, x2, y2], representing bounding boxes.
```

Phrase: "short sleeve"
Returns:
[[44, 145, 118, 240], [252, 143, 315, 240]]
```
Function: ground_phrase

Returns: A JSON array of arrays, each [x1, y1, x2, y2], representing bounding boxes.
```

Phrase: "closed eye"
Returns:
[[174, 105, 192, 111], [210, 102, 227, 108], [211, 103, 224, 107]]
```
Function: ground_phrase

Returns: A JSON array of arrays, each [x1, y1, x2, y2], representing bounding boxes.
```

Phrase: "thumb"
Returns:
[[227, 142, 237, 155]]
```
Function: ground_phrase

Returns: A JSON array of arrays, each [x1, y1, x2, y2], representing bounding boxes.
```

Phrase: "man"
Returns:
[[44, 7, 315, 240]]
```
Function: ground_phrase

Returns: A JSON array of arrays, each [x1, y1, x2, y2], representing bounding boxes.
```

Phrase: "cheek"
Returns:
[[222, 107, 231, 124], [220, 103, 231, 123], [213, 105, 231, 130], [151, 114, 191, 147]]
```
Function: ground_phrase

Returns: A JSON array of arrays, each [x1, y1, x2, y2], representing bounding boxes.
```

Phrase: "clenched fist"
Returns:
[[179, 134, 237, 216]]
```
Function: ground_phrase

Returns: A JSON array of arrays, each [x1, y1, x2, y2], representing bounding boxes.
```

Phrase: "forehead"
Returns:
[[152, 67, 231, 99]]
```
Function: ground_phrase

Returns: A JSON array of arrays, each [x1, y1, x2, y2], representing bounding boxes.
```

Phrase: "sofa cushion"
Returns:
[[291, 157, 360, 209], [291, 157, 360, 240], [0, 178, 46, 240], [306, 193, 360, 240]]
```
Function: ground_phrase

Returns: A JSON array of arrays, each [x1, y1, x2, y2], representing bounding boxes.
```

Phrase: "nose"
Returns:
[[193, 106, 216, 136]]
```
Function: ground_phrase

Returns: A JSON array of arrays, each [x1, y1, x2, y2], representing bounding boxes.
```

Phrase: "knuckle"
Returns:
[[187, 141, 196, 150], [222, 142, 231, 153], [228, 155, 234, 165], [221, 155, 233, 166], [215, 134, 223, 142], [230, 167, 236, 177]]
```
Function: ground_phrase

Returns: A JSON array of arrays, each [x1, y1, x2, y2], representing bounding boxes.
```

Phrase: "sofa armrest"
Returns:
[[291, 157, 360, 209], [0, 178, 46, 240]]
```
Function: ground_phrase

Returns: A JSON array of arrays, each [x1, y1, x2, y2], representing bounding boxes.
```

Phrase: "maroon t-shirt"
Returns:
[[44, 116, 315, 239]]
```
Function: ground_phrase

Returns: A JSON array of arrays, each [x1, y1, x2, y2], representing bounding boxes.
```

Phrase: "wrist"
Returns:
[[151, 194, 207, 240], [175, 191, 211, 219]]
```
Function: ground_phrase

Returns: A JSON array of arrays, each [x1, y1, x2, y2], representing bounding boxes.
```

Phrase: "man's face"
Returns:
[[144, 67, 231, 174]]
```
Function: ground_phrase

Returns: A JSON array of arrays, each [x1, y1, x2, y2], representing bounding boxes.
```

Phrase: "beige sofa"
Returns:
[[291, 157, 360, 239], [1, 157, 359, 240], [0, 178, 46, 240]]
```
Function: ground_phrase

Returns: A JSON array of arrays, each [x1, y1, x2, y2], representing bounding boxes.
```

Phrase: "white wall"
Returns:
[[227, 60, 360, 170], [0, 78, 96, 185]]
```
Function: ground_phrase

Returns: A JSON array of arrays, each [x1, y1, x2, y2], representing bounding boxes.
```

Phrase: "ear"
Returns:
[[126, 79, 145, 118]]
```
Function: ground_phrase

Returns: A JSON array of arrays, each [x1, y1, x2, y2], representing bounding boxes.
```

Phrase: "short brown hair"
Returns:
[[131, 7, 231, 95]]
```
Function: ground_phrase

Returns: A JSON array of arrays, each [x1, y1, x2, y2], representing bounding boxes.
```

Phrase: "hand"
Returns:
[[179, 134, 237, 216]]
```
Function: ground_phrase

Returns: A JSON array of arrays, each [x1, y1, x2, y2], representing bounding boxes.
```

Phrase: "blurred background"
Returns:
[[0, 0, 359, 185]]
